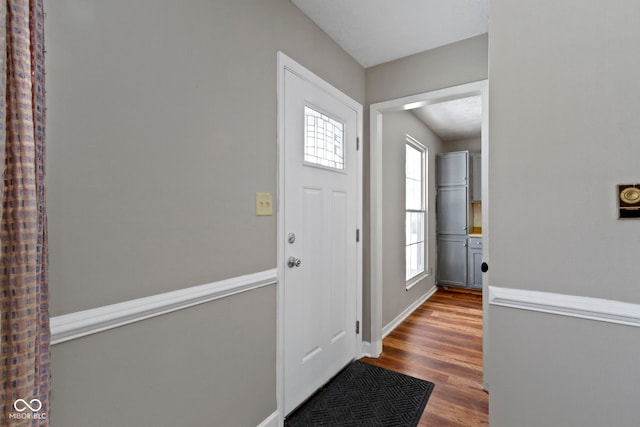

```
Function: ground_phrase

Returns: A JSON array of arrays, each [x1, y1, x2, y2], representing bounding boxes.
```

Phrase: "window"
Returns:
[[406, 136, 427, 282], [304, 106, 345, 170]]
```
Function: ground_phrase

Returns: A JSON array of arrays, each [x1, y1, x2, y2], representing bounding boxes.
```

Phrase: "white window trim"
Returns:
[[405, 134, 428, 289]]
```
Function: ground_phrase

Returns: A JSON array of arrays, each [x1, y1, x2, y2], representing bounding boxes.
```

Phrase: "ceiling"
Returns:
[[412, 95, 481, 141], [291, 0, 488, 68], [291, 0, 487, 141]]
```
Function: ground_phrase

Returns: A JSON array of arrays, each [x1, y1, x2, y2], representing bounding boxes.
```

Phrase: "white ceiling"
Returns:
[[291, 0, 488, 141], [412, 96, 482, 141], [291, 0, 488, 68]]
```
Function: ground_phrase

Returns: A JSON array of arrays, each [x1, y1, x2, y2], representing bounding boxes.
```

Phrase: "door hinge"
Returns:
[[356, 320, 360, 334], [356, 229, 360, 242], [356, 137, 360, 151]]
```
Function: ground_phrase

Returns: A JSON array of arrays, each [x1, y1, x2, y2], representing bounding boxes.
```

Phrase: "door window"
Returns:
[[304, 106, 345, 170]]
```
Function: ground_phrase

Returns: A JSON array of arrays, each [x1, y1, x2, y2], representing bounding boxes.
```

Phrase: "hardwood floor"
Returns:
[[361, 287, 488, 426]]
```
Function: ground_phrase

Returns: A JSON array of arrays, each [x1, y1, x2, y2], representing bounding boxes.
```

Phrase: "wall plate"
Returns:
[[256, 192, 273, 216]]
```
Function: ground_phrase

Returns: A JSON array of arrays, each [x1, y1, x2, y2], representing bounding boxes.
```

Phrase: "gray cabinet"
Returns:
[[436, 186, 468, 235], [467, 237, 483, 289], [436, 150, 483, 290], [437, 236, 467, 287], [436, 152, 469, 236], [471, 153, 482, 202], [437, 151, 470, 287], [437, 151, 468, 186]]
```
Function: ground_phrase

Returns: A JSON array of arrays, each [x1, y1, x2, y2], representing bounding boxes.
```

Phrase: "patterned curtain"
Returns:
[[0, 0, 49, 425]]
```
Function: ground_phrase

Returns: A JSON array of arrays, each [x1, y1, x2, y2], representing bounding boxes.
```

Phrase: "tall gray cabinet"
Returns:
[[436, 151, 483, 289]]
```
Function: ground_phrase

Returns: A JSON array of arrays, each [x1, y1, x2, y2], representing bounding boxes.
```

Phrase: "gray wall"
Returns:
[[366, 34, 488, 105], [381, 111, 443, 326], [46, 1, 364, 425], [47, 0, 364, 316], [51, 286, 276, 427], [363, 34, 488, 339], [488, 0, 640, 425], [443, 136, 481, 153]]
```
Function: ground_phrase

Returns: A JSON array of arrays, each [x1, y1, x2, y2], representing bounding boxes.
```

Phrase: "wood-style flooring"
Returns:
[[361, 287, 488, 427]]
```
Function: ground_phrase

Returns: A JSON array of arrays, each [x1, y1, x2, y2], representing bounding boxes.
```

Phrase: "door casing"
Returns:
[[369, 80, 490, 390], [276, 51, 363, 423]]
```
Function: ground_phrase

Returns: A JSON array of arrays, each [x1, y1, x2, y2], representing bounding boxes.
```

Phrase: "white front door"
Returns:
[[280, 57, 361, 415]]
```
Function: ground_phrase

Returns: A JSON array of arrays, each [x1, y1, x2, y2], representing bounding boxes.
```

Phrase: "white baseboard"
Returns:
[[50, 269, 278, 345], [489, 286, 640, 328], [360, 341, 373, 358], [256, 410, 279, 427], [382, 285, 437, 338], [369, 340, 383, 358]]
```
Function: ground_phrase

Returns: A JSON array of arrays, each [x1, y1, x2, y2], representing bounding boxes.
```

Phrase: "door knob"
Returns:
[[287, 256, 302, 268], [481, 262, 489, 273]]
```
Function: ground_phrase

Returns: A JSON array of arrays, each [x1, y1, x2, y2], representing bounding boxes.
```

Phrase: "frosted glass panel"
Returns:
[[304, 106, 345, 170]]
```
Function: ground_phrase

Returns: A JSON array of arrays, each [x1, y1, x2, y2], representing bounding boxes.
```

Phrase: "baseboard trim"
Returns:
[[489, 286, 640, 328], [382, 285, 437, 338], [50, 269, 278, 345], [256, 410, 279, 427], [360, 341, 373, 358]]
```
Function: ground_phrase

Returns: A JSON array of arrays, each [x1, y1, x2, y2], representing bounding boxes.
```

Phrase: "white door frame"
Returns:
[[276, 51, 363, 424], [369, 80, 490, 390]]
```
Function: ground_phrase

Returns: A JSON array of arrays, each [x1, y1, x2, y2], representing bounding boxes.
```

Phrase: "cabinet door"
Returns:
[[468, 245, 483, 290], [437, 151, 468, 186], [437, 186, 468, 235], [437, 236, 467, 287], [471, 153, 482, 202]]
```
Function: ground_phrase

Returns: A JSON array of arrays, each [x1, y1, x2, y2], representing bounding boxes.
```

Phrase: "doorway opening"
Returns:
[[369, 80, 489, 389]]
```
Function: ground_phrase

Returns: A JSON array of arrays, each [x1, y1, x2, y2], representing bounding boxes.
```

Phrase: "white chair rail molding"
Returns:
[[488, 286, 640, 328], [50, 269, 278, 345]]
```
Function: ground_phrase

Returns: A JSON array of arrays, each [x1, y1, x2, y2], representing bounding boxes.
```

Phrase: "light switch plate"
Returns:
[[255, 192, 273, 216]]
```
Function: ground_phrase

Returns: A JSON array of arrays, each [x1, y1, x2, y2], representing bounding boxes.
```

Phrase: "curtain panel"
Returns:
[[0, 0, 49, 425]]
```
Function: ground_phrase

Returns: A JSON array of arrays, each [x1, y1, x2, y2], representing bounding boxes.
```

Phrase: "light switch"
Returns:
[[256, 192, 273, 216]]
